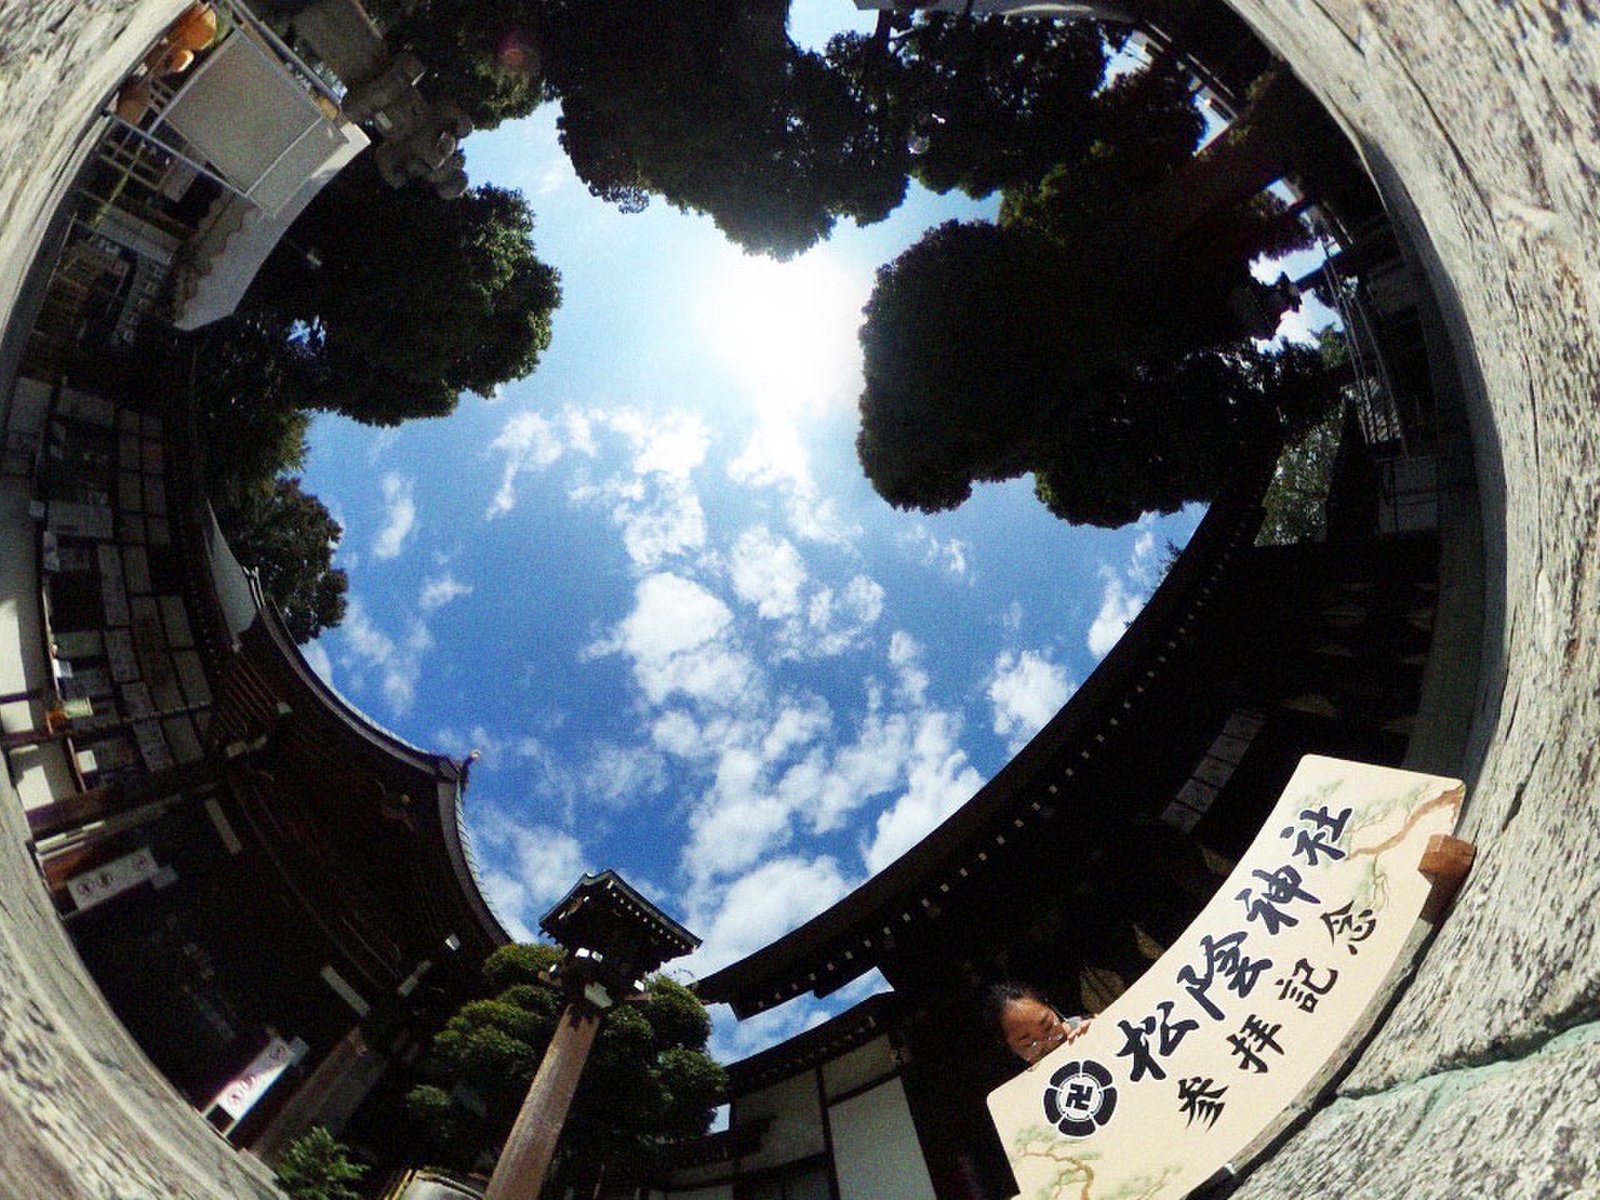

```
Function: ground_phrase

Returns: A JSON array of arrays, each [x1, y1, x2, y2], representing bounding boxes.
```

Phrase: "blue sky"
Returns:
[[292, 2, 1332, 1059]]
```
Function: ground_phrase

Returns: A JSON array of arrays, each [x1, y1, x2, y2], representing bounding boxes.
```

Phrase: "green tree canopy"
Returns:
[[405, 944, 726, 1197], [274, 1127, 366, 1200], [219, 477, 349, 644], [827, 13, 1110, 200], [542, 0, 903, 258], [365, 0, 546, 129], [854, 59, 1347, 527], [248, 157, 561, 424]]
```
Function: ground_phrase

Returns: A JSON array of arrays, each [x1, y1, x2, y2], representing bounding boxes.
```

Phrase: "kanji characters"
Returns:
[[1226, 1015, 1284, 1073], [1176, 931, 1272, 1020], [1116, 1000, 1198, 1083], [1321, 900, 1378, 954], [1177, 1076, 1228, 1129], [1280, 804, 1352, 866], [1274, 959, 1340, 1012], [1237, 864, 1320, 934]]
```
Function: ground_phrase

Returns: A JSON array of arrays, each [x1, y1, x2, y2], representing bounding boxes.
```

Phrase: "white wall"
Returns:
[[829, 1078, 936, 1200]]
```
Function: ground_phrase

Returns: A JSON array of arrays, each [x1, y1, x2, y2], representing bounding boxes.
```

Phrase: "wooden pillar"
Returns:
[[484, 998, 604, 1200]]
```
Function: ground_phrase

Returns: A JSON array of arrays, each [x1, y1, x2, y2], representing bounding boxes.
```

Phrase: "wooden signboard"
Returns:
[[988, 756, 1464, 1200]]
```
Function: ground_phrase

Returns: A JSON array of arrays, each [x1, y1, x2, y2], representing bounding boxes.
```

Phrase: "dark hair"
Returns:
[[981, 980, 1047, 1045]]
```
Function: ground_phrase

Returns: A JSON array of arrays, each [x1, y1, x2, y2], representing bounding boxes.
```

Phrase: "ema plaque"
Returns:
[[988, 755, 1465, 1200]]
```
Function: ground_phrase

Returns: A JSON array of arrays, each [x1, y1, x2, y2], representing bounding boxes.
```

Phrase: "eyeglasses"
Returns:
[[1017, 1007, 1080, 1060]]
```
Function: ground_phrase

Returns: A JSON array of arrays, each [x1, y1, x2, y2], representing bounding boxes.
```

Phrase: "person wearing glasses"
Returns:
[[983, 981, 1241, 1198], [984, 980, 1092, 1065]]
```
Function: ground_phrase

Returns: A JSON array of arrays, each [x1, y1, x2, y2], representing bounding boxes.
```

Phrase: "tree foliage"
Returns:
[[365, 0, 546, 129], [541, 0, 903, 258], [404, 944, 726, 1197], [827, 14, 1109, 200], [274, 1127, 367, 1200], [247, 157, 561, 425], [1257, 328, 1357, 544], [855, 60, 1345, 527], [219, 477, 349, 644]]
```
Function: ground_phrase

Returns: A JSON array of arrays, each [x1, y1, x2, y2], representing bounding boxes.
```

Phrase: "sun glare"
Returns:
[[699, 250, 871, 420]]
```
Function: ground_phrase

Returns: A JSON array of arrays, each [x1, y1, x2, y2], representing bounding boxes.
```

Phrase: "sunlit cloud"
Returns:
[[861, 709, 982, 874], [730, 525, 807, 619], [474, 812, 592, 938], [419, 573, 473, 611], [685, 855, 852, 979], [1087, 570, 1144, 659], [337, 599, 431, 715], [373, 473, 417, 560], [582, 741, 668, 808], [301, 640, 334, 686], [569, 410, 711, 567], [586, 573, 754, 707], [905, 525, 969, 577], [486, 411, 567, 518], [1087, 527, 1163, 659], [728, 417, 858, 548], [888, 631, 929, 708], [988, 648, 1074, 754]]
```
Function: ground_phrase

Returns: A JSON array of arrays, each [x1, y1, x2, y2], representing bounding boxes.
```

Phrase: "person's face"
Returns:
[[999, 995, 1067, 1064]]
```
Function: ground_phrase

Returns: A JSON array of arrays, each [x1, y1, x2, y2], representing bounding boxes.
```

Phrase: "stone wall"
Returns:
[[1220, 3, 1600, 1197]]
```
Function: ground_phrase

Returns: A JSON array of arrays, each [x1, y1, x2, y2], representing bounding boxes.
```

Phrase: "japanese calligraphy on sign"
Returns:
[[988, 756, 1463, 1200]]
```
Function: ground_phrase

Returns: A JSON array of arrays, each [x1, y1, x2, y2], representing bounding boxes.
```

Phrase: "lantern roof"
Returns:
[[540, 869, 698, 980]]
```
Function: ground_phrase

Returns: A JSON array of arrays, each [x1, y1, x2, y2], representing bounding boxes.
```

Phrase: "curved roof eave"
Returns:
[[696, 455, 1275, 1018]]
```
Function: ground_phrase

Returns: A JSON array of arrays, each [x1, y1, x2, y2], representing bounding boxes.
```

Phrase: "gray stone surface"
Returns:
[[0, 765, 283, 1199], [1218, 1, 1600, 1196], [0, 2, 282, 1195], [1223, 0, 1600, 1084], [1238, 1022, 1600, 1200]]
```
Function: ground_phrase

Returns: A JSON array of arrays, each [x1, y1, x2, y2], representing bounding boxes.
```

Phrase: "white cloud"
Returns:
[[301, 640, 334, 686], [569, 410, 711, 568], [905, 526, 969, 577], [434, 724, 543, 772], [988, 649, 1074, 754], [684, 749, 796, 883], [419, 573, 473, 611], [587, 573, 753, 706], [1087, 569, 1143, 659], [337, 599, 431, 715], [730, 526, 807, 619], [1086, 524, 1163, 659], [612, 409, 709, 480], [728, 418, 857, 548], [486, 410, 569, 518], [373, 473, 417, 560], [583, 741, 668, 807], [474, 814, 592, 937], [861, 710, 983, 874], [1127, 527, 1159, 588], [685, 855, 852, 979], [887, 630, 929, 708], [797, 574, 884, 659]]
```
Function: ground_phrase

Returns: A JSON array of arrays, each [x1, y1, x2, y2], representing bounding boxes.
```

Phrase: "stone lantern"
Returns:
[[483, 870, 699, 1200]]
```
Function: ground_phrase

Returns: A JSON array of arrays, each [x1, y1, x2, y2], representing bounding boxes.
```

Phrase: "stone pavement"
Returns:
[[0, 3, 282, 1195], [0, 0, 1598, 1196]]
